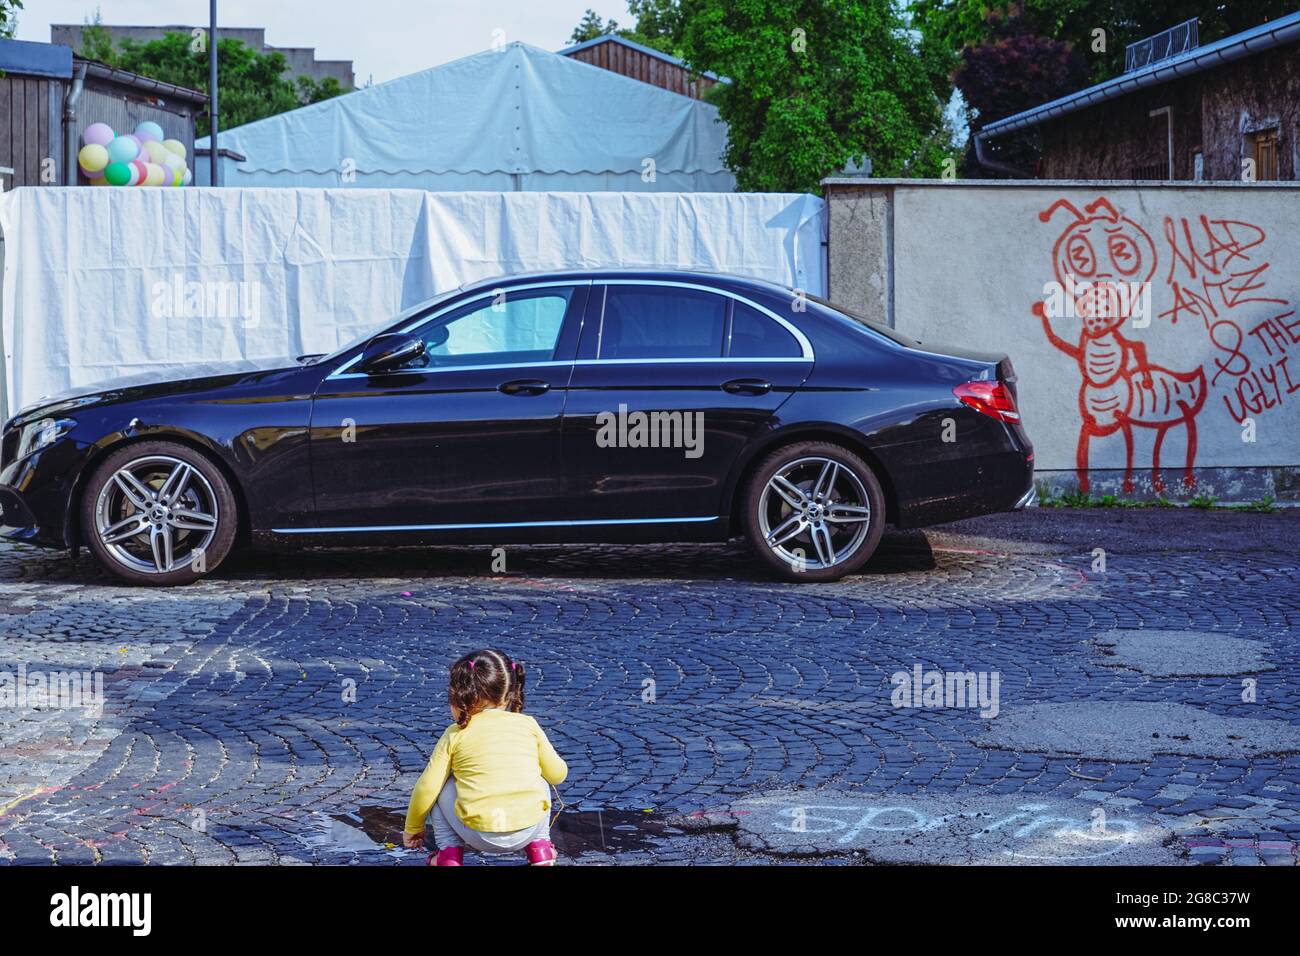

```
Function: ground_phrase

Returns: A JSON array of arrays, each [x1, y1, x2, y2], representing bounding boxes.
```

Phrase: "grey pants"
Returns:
[[430, 779, 551, 853]]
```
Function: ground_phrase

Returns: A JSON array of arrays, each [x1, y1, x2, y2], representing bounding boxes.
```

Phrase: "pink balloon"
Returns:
[[83, 122, 115, 147]]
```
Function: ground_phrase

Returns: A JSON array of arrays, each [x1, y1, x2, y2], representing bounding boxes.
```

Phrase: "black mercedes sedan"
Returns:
[[0, 270, 1033, 585]]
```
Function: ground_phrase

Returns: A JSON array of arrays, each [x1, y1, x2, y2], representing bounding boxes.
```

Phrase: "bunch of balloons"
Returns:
[[77, 121, 192, 187]]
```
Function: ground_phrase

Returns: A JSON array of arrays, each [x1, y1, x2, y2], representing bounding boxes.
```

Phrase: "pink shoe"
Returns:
[[429, 847, 463, 866], [525, 839, 557, 866]]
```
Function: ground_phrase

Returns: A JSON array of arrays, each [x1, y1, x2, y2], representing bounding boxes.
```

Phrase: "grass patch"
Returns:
[[1234, 495, 1279, 514], [1034, 484, 1281, 512]]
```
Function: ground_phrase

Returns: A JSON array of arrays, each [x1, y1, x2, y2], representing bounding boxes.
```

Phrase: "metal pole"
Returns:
[[209, 0, 219, 186]]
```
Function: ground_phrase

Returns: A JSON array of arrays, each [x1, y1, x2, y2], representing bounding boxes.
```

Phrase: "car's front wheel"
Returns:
[[743, 440, 886, 582], [81, 440, 238, 585]]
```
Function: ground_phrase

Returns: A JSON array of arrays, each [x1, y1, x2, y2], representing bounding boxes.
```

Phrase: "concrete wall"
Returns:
[[824, 179, 1300, 502]]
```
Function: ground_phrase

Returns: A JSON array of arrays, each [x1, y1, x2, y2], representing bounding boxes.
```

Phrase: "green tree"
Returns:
[[297, 74, 345, 105], [569, 9, 621, 44], [78, 9, 116, 62], [569, 1, 685, 55], [0, 1, 22, 40], [678, 1, 949, 191], [624, 0, 687, 53]]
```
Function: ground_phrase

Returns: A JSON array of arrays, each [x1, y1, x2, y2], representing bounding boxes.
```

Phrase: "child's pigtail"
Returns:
[[507, 659, 526, 714]]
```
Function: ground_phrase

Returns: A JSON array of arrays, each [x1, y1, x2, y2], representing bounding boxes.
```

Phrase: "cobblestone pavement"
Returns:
[[0, 510, 1297, 866]]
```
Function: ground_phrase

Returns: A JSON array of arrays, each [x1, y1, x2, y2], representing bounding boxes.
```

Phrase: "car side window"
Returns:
[[400, 288, 573, 370], [728, 301, 803, 358], [599, 286, 726, 360]]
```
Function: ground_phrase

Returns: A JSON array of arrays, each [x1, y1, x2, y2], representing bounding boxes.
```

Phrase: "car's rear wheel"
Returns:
[[743, 441, 886, 582], [81, 441, 238, 585]]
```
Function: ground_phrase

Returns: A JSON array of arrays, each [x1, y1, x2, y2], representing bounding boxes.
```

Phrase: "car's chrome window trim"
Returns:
[[327, 359, 574, 380], [273, 515, 721, 534], [326, 280, 589, 380], [595, 278, 815, 362], [326, 277, 815, 381]]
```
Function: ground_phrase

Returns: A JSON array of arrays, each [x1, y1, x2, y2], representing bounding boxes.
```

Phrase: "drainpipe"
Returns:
[[62, 61, 88, 186], [1150, 106, 1174, 179], [973, 129, 1032, 178]]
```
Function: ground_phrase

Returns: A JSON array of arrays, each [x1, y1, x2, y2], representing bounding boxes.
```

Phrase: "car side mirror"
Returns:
[[357, 334, 426, 374]]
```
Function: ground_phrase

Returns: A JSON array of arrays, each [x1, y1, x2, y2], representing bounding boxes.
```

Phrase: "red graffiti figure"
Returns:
[[1033, 198, 1206, 493]]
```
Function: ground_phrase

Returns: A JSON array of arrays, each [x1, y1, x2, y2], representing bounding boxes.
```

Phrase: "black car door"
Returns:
[[560, 281, 814, 523], [309, 283, 587, 530]]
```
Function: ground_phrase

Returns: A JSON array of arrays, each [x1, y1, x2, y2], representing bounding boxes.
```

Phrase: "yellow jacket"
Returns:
[[404, 709, 568, 834]]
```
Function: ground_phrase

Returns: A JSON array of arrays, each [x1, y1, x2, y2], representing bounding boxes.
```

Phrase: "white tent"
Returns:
[[195, 42, 733, 191]]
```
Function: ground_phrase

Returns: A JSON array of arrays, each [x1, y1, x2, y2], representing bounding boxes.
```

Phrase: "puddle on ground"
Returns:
[[331, 806, 678, 857], [331, 806, 407, 848]]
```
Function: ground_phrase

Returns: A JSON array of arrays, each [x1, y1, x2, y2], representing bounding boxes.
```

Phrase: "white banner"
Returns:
[[0, 187, 825, 416]]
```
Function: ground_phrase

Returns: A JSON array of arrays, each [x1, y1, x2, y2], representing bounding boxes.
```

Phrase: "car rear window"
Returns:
[[729, 301, 803, 358], [808, 295, 924, 349]]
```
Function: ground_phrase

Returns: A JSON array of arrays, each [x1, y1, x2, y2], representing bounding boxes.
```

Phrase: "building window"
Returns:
[[1249, 129, 1279, 181]]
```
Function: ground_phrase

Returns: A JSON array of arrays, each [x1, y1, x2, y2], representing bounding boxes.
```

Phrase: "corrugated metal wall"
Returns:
[[0, 75, 61, 187], [73, 79, 197, 182], [0, 74, 199, 188]]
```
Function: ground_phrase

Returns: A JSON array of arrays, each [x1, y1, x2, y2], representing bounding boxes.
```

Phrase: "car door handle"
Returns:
[[721, 378, 772, 395], [498, 379, 551, 396]]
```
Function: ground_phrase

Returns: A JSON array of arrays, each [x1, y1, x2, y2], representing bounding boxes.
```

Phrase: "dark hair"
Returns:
[[448, 648, 526, 728]]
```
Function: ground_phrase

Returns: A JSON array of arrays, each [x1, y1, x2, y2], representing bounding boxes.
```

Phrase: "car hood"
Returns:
[[12, 357, 303, 421]]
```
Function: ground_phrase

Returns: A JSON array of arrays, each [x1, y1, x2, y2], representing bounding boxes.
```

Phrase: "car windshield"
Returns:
[[807, 294, 924, 349], [311, 286, 466, 365]]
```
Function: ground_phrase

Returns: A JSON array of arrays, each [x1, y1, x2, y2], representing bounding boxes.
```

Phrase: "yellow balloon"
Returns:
[[78, 143, 109, 173], [144, 162, 166, 186], [144, 140, 168, 163], [162, 139, 187, 160]]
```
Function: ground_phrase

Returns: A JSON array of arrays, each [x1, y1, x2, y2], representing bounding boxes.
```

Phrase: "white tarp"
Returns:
[[0, 187, 826, 416], [195, 43, 734, 192]]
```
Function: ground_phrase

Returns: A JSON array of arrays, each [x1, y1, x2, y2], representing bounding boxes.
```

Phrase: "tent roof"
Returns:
[[197, 42, 728, 177]]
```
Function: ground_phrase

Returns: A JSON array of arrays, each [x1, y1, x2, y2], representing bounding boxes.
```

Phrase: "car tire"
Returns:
[[743, 440, 886, 582], [80, 440, 238, 586]]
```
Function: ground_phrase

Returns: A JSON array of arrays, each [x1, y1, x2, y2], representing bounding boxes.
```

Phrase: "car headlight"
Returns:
[[14, 417, 76, 461]]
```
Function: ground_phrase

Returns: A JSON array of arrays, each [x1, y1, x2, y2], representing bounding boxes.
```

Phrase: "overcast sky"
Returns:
[[16, 1, 627, 85]]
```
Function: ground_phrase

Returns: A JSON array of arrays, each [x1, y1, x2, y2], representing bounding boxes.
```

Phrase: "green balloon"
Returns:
[[104, 162, 132, 186]]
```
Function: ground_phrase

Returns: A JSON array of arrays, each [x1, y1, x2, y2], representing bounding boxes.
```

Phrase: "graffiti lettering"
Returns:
[[1164, 215, 1267, 282]]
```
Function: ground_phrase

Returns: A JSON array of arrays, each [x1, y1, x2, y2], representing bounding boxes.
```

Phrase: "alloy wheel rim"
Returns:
[[758, 456, 871, 571], [94, 455, 219, 575]]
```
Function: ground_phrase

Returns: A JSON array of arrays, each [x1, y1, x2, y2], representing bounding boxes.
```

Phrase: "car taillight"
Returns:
[[953, 380, 1021, 423]]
